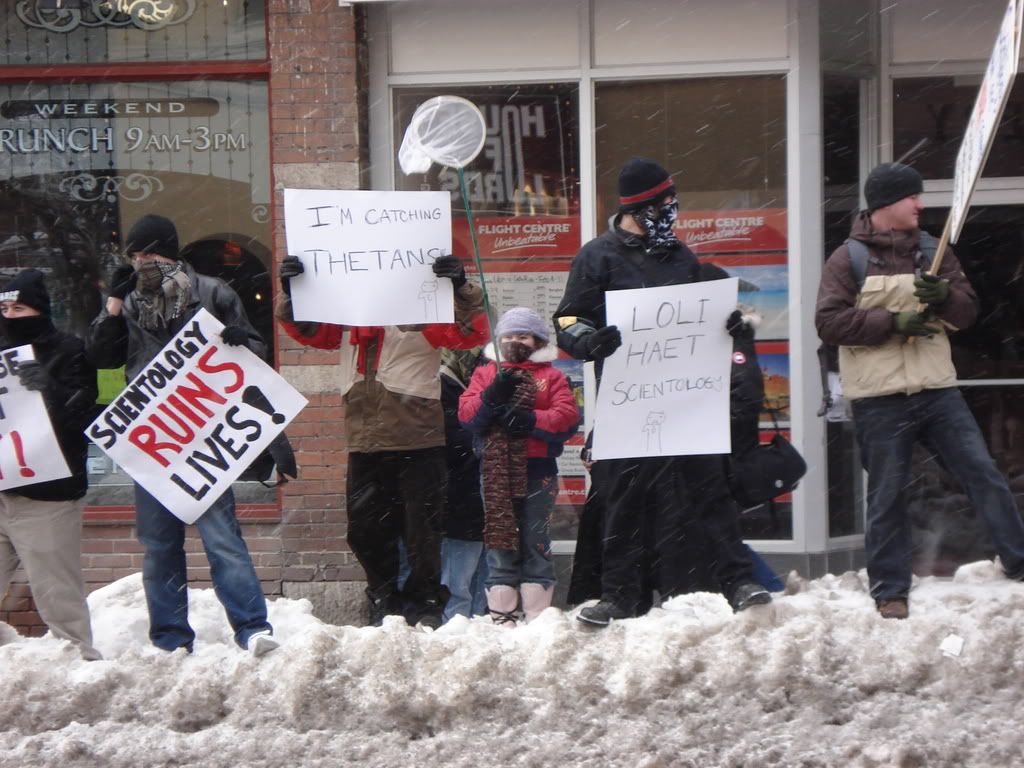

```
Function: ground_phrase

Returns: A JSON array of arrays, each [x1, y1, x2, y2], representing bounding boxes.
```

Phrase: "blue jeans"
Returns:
[[853, 388, 1024, 601], [485, 474, 557, 588], [441, 537, 488, 622], [135, 484, 271, 651]]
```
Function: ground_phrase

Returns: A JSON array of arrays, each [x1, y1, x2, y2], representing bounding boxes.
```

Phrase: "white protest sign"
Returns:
[[950, 0, 1023, 242], [0, 345, 71, 490], [86, 309, 307, 524], [283, 188, 455, 326], [592, 279, 737, 460]]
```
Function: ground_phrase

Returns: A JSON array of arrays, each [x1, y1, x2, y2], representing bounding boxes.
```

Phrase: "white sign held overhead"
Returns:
[[592, 280, 737, 461], [949, 0, 1023, 242], [86, 309, 307, 524], [283, 188, 455, 327], [0, 345, 71, 491]]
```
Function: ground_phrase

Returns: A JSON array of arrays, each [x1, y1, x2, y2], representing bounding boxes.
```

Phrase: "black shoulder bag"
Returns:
[[728, 411, 807, 509]]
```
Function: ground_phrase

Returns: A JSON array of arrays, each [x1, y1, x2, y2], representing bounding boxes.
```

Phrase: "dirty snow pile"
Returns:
[[2, 561, 1023, 768]]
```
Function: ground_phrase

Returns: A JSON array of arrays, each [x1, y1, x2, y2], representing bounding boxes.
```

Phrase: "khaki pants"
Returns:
[[0, 493, 100, 660]]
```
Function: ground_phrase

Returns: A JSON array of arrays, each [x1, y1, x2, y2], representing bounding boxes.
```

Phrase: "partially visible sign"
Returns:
[[86, 310, 307, 524], [950, 0, 1023, 242], [0, 345, 71, 490], [592, 280, 737, 460], [284, 188, 455, 327]]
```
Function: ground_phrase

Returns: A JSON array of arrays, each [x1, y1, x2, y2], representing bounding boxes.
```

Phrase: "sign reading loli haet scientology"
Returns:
[[592, 279, 738, 461], [86, 309, 307, 524]]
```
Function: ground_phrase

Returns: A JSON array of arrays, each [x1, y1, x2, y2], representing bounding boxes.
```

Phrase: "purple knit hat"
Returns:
[[494, 306, 549, 343]]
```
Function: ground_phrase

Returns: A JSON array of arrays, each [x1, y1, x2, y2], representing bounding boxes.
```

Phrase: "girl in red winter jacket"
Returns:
[[458, 307, 580, 626]]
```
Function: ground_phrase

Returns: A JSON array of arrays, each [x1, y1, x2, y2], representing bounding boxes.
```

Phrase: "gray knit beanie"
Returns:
[[494, 307, 549, 343]]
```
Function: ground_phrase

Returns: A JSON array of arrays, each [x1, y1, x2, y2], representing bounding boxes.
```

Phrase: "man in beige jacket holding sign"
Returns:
[[815, 162, 1024, 620]]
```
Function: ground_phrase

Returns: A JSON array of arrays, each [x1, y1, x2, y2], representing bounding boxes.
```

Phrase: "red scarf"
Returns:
[[349, 327, 384, 374]]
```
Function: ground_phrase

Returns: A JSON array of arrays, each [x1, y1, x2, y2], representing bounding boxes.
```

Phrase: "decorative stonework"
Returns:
[[16, 0, 196, 33], [59, 171, 164, 202]]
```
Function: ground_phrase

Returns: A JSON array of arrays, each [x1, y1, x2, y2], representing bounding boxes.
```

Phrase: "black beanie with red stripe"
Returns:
[[618, 157, 676, 212]]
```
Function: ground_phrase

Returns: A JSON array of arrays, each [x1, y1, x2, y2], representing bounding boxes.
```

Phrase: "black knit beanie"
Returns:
[[864, 162, 923, 211], [125, 214, 180, 259], [0, 269, 51, 316], [618, 157, 676, 212]]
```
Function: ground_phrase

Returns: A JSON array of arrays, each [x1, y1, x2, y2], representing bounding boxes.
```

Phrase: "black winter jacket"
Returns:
[[553, 219, 700, 380], [88, 263, 266, 378], [0, 322, 98, 501]]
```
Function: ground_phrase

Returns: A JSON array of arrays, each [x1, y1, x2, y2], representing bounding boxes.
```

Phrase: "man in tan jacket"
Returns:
[[815, 162, 1024, 619], [277, 254, 487, 627]]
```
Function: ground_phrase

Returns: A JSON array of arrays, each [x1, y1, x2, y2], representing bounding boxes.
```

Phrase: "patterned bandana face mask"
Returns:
[[631, 199, 679, 250]]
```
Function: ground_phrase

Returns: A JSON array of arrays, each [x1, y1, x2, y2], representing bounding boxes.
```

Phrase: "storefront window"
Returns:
[[2, 0, 267, 65], [893, 76, 1024, 180], [394, 84, 585, 541], [595, 75, 791, 539], [0, 77, 273, 506]]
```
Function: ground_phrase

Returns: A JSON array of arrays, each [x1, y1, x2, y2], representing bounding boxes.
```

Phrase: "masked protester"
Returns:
[[0, 269, 102, 660], [458, 307, 580, 626], [553, 157, 772, 627], [88, 214, 278, 656]]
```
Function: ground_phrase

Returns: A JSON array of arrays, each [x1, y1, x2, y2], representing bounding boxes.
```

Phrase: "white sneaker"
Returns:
[[246, 630, 279, 657]]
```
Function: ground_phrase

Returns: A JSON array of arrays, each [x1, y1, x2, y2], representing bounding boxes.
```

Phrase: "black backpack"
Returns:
[[816, 232, 938, 419]]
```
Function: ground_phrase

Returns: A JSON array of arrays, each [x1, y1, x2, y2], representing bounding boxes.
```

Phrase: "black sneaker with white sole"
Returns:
[[576, 600, 633, 627], [730, 582, 772, 612]]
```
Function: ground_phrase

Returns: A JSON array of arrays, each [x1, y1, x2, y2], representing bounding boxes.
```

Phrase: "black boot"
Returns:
[[366, 584, 403, 626], [576, 600, 633, 627]]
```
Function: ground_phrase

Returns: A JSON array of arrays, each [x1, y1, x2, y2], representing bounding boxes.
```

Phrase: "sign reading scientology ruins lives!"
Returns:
[[86, 310, 307, 524], [0, 344, 71, 490], [592, 279, 737, 461], [283, 188, 455, 327]]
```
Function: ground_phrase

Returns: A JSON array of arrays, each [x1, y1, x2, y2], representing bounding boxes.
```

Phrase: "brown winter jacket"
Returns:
[[277, 284, 488, 452], [815, 212, 977, 400]]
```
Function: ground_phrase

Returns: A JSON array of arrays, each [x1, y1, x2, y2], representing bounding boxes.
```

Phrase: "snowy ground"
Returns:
[[2, 562, 1023, 768]]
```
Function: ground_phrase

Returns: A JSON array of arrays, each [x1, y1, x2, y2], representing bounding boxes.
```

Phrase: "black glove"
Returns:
[[109, 265, 137, 301], [913, 273, 950, 305], [893, 311, 941, 337], [499, 406, 536, 438], [15, 361, 50, 392], [221, 325, 252, 348], [431, 255, 467, 288], [482, 370, 521, 407], [583, 325, 622, 360], [279, 256, 305, 296], [726, 309, 752, 338]]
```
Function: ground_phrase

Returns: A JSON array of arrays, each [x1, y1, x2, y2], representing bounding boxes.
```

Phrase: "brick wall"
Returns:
[[0, 0, 366, 635]]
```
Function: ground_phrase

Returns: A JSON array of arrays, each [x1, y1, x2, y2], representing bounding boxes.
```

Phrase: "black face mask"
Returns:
[[500, 340, 534, 363], [2, 315, 53, 345]]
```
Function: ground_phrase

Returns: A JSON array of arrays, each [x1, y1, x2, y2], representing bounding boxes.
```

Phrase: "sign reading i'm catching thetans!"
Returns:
[[86, 309, 307, 524]]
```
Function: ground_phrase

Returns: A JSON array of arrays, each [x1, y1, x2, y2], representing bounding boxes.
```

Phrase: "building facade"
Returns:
[[2, 0, 1022, 632]]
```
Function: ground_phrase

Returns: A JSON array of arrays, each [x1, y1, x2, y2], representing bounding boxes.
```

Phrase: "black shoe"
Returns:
[[730, 581, 772, 612], [407, 598, 443, 629], [366, 586, 403, 627], [576, 600, 632, 627]]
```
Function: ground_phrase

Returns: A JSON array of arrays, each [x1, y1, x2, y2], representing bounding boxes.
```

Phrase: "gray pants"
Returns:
[[0, 493, 100, 660]]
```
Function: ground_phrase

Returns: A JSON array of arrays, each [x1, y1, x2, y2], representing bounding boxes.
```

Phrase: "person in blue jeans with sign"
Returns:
[[88, 213, 278, 656]]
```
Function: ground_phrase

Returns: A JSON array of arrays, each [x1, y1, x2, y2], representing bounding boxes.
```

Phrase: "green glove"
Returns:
[[893, 311, 941, 337], [913, 273, 949, 305]]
